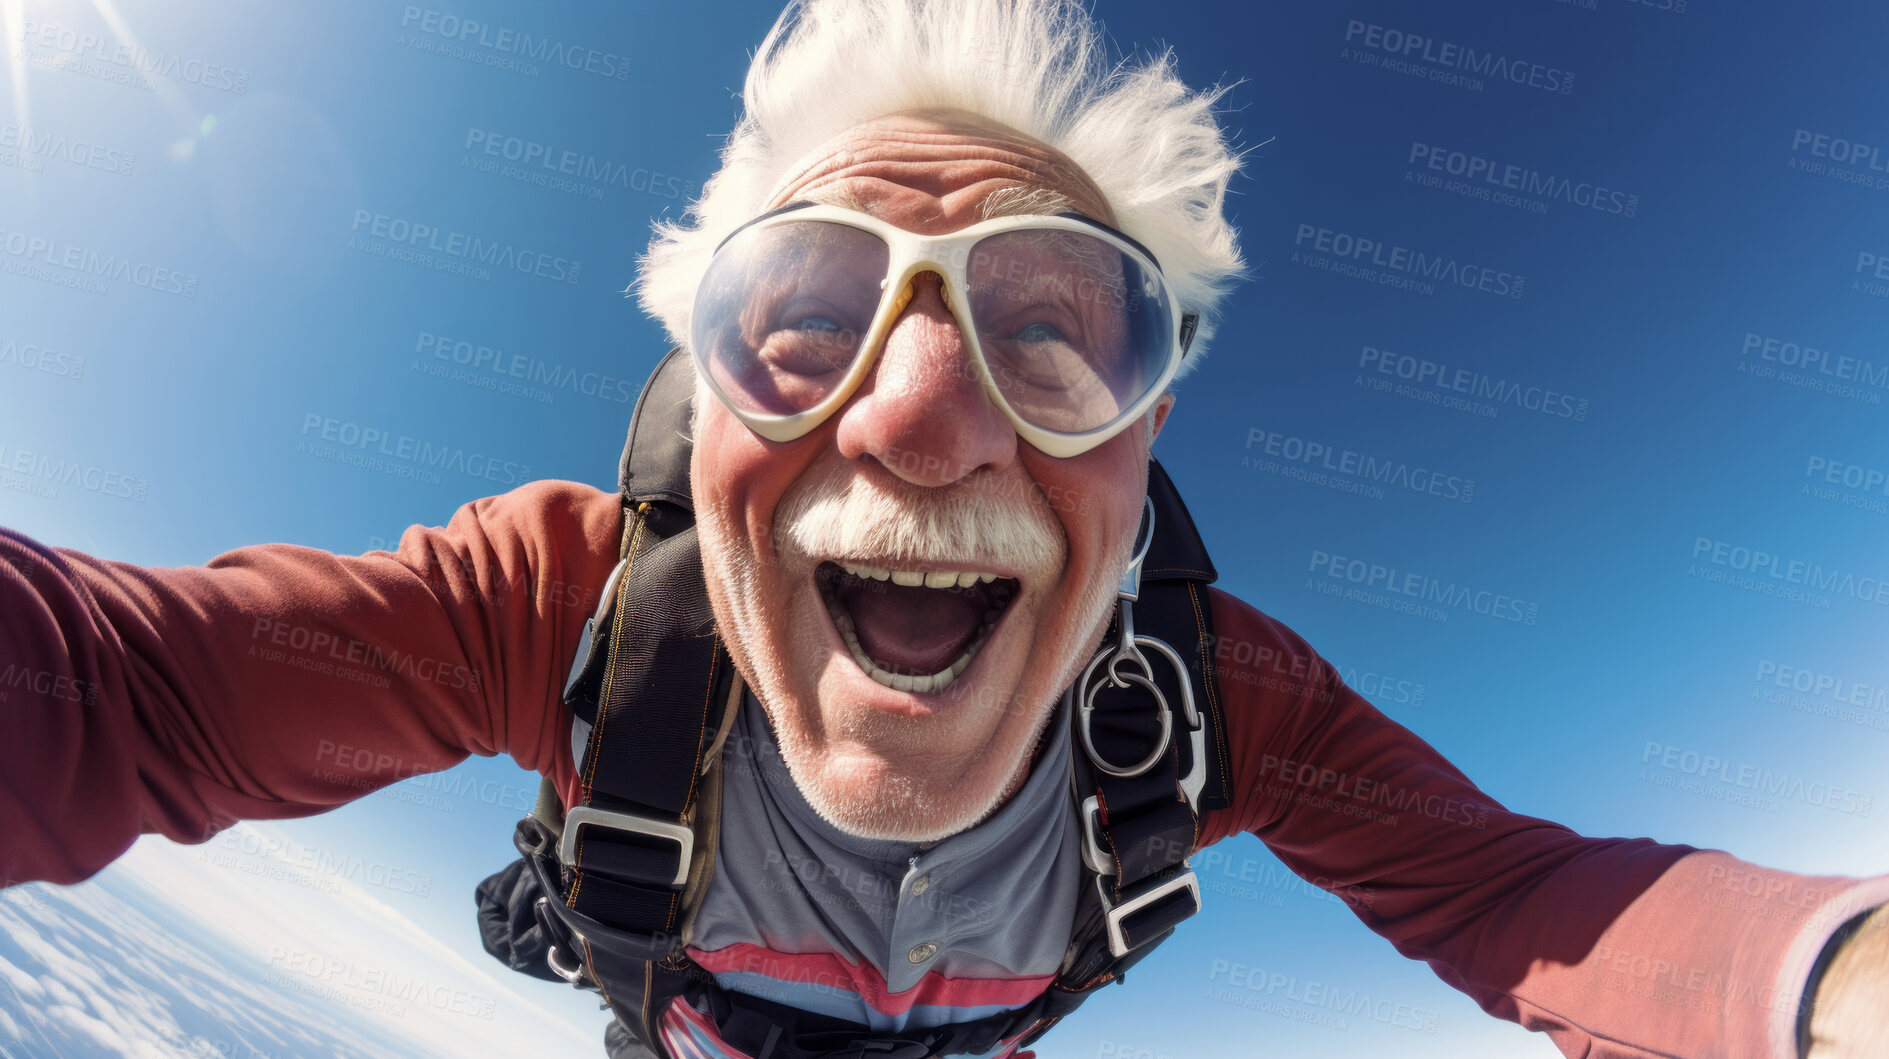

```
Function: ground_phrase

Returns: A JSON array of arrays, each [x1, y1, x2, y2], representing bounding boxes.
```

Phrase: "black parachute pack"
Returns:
[[476, 348, 1233, 1059]]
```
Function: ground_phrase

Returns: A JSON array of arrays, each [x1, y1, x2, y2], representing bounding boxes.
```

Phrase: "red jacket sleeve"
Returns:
[[0, 479, 621, 886], [1195, 587, 1889, 1059]]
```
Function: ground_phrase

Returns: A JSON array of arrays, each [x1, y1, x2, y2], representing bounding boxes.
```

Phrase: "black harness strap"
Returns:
[[518, 351, 738, 1052], [1012, 464, 1223, 1046], [484, 349, 1228, 1058]]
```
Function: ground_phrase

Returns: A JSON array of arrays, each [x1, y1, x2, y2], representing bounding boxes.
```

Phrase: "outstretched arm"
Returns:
[[0, 479, 620, 886], [1197, 587, 1889, 1059]]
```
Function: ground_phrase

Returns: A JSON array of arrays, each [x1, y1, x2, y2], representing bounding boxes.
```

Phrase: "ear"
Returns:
[[1147, 392, 1176, 444]]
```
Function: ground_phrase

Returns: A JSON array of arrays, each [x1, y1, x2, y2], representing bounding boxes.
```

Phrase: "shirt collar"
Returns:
[[736, 687, 1073, 867]]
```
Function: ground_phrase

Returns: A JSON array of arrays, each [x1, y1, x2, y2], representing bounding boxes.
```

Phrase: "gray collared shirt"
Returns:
[[681, 688, 1083, 1041]]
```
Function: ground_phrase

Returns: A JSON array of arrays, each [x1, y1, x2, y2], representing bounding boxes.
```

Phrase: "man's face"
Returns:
[[690, 110, 1173, 842]]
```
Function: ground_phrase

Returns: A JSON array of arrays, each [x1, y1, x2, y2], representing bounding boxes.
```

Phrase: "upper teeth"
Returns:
[[839, 562, 999, 589]]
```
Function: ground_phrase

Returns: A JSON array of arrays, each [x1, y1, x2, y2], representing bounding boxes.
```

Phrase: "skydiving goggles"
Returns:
[[690, 201, 1199, 459]]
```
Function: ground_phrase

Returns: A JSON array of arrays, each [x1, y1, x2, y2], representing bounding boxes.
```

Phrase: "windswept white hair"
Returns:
[[636, 0, 1247, 377]]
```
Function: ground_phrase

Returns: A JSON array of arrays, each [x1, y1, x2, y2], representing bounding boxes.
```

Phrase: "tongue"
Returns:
[[842, 581, 985, 675]]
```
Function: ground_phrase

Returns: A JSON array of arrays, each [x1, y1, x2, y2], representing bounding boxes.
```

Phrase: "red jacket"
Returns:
[[4, 479, 1885, 1058]]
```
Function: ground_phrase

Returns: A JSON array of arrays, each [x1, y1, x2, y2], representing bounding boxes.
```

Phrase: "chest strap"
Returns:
[[495, 349, 1227, 1058]]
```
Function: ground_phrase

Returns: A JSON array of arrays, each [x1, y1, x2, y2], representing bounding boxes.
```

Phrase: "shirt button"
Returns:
[[909, 874, 931, 896], [907, 941, 938, 964]]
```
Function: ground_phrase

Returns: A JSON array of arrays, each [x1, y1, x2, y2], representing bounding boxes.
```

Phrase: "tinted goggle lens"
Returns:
[[690, 219, 1175, 439], [966, 228, 1174, 435]]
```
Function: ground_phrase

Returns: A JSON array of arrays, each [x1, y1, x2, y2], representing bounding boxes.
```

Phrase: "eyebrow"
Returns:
[[794, 184, 1093, 223], [976, 185, 1082, 219], [797, 185, 880, 215]]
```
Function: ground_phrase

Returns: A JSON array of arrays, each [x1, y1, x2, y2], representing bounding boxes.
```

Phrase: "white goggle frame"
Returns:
[[691, 202, 1197, 459]]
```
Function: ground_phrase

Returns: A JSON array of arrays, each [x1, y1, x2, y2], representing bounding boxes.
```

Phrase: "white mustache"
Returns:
[[777, 463, 1064, 579]]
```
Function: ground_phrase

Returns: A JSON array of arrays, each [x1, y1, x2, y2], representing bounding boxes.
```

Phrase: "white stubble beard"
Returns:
[[697, 459, 1133, 842]]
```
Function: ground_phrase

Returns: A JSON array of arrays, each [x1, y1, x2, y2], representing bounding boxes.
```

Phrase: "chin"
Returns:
[[700, 520, 1117, 843], [762, 564, 1065, 842], [694, 447, 1134, 842]]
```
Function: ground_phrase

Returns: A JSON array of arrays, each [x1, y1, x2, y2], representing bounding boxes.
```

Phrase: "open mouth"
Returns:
[[815, 561, 1020, 693]]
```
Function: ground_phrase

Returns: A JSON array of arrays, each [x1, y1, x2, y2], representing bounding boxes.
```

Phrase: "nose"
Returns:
[[833, 271, 1017, 487]]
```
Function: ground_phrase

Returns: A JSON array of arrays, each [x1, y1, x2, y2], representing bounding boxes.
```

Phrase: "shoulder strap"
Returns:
[[1009, 462, 1223, 1047], [511, 349, 1229, 1058], [517, 350, 739, 1056]]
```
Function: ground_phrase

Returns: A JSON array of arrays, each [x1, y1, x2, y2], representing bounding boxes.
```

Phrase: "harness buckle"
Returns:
[[1099, 867, 1201, 958], [559, 806, 695, 889], [535, 897, 589, 984], [1078, 795, 1115, 877]]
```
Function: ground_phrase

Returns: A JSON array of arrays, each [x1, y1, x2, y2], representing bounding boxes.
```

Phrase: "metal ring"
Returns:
[[1077, 657, 1173, 778], [1132, 634, 1201, 730], [1104, 643, 1153, 689]]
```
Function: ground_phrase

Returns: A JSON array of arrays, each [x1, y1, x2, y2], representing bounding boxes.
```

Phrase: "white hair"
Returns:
[[636, 0, 1247, 379]]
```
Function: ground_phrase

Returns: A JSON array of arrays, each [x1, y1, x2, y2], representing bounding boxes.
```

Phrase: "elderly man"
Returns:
[[2, 1, 1886, 1057]]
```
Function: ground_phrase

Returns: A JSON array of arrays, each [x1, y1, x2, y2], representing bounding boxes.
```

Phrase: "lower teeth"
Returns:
[[827, 603, 992, 693]]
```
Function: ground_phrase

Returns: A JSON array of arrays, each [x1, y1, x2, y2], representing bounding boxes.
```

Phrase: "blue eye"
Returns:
[[1014, 322, 1065, 343], [796, 315, 842, 333]]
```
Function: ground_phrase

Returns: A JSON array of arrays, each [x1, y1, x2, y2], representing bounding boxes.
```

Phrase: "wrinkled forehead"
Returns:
[[762, 109, 1116, 233]]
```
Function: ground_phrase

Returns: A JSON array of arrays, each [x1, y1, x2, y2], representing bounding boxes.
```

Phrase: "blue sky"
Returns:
[[2, 1, 1886, 1056]]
